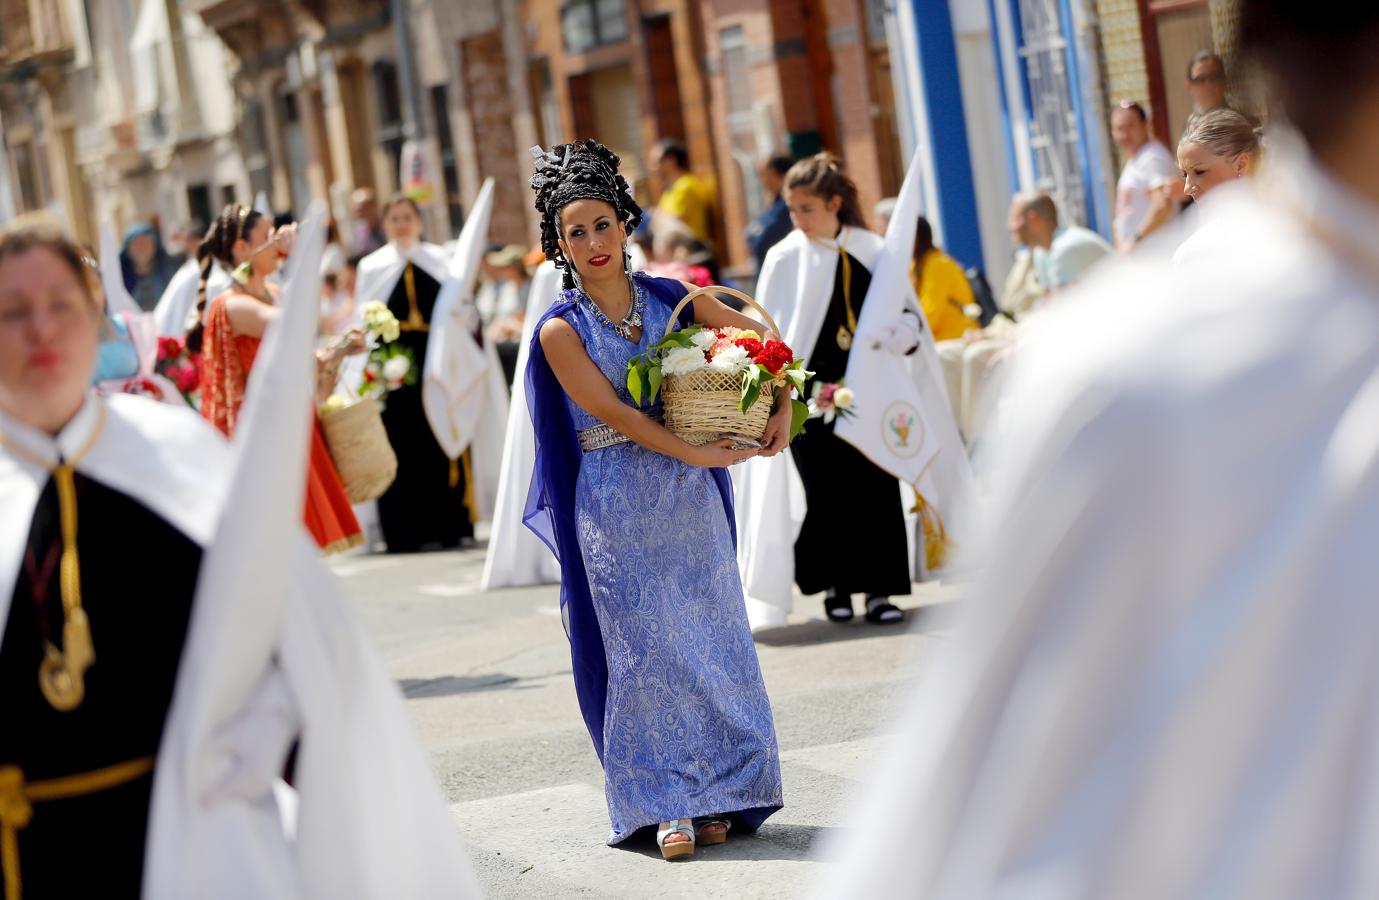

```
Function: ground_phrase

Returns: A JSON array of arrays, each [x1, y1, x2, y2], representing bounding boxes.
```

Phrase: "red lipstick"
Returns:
[[589, 255, 611, 267]]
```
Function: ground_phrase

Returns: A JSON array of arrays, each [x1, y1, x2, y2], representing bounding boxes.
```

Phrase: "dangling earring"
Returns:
[[622, 241, 633, 275], [570, 262, 585, 294]]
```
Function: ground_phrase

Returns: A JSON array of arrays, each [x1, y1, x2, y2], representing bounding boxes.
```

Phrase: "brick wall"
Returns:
[[460, 29, 528, 246]]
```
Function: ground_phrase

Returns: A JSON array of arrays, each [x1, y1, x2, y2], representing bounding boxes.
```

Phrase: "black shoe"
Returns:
[[824, 590, 854, 623], [864, 595, 904, 625]]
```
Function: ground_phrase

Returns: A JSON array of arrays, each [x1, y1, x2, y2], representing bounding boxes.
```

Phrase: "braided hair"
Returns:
[[529, 139, 642, 290], [186, 203, 263, 353]]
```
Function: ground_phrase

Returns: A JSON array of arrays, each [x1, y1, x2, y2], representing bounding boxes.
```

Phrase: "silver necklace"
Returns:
[[584, 275, 645, 339]]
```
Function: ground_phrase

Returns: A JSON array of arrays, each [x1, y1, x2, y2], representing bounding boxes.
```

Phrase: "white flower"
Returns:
[[708, 344, 749, 373], [320, 394, 349, 414], [382, 356, 410, 382], [361, 301, 402, 342], [662, 346, 708, 377], [834, 386, 855, 408], [689, 328, 717, 350]]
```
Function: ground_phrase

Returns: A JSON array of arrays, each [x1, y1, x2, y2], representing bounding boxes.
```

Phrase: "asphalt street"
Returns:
[[334, 541, 963, 899]]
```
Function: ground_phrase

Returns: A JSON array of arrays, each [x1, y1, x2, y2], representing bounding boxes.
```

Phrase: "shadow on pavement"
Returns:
[[399, 672, 524, 698], [753, 603, 957, 647], [612, 822, 841, 863]]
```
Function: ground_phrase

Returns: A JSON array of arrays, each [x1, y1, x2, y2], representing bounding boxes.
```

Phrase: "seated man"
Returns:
[[936, 193, 1109, 445], [1016, 192, 1111, 292]]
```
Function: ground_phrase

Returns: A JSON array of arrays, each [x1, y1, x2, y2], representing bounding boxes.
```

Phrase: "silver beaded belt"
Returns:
[[577, 414, 662, 452]]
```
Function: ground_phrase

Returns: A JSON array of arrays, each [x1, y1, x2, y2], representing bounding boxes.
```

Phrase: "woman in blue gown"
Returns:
[[523, 140, 787, 859]]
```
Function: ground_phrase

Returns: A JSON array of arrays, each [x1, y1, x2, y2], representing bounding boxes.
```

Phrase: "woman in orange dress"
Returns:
[[190, 203, 366, 554]]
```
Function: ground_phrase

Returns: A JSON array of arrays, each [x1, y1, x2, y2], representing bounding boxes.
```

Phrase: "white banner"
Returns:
[[834, 149, 941, 485]]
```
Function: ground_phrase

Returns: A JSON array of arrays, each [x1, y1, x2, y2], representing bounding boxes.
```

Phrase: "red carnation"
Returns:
[[157, 336, 183, 361], [734, 337, 764, 357], [170, 364, 200, 393], [363, 370, 377, 383], [754, 340, 794, 375]]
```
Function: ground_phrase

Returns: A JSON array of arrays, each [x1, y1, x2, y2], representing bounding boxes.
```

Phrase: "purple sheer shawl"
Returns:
[[522, 274, 737, 762]]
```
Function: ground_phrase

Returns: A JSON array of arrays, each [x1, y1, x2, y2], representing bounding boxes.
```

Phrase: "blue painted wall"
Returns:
[[905, 0, 984, 270]]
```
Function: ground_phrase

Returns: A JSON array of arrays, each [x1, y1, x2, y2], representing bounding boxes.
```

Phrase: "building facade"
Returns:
[[0, 0, 242, 245], [881, 0, 1244, 290], [522, 0, 906, 271]]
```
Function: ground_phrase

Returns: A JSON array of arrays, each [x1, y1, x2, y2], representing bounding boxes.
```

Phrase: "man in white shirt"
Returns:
[[1112, 100, 1180, 250], [821, 3, 1379, 897]]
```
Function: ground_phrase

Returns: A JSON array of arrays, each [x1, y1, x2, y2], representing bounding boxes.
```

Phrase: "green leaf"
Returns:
[[627, 365, 644, 406], [740, 375, 761, 413], [647, 364, 663, 404], [657, 328, 697, 350], [789, 398, 810, 440]]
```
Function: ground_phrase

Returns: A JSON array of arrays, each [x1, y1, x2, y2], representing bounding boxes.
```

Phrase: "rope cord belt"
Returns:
[[809, 235, 857, 349], [0, 404, 105, 713], [0, 756, 156, 900], [400, 262, 428, 332]]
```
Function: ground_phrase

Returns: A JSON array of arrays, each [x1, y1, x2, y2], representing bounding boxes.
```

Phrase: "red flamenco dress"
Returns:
[[200, 291, 365, 554]]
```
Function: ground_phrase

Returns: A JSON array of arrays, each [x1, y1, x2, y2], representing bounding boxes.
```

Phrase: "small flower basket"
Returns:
[[627, 286, 811, 447], [318, 301, 412, 504], [320, 396, 396, 503]]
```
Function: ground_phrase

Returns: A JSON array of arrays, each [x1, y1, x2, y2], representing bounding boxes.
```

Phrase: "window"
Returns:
[[720, 27, 763, 221], [240, 97, 273, 201], [220, 184, 236, 207], [372, 60, 404, 186], [529, 58, 560, 148], [429, 84, 463, 237], [561, 0, 628, 53], [12, 140, 41, 212], [187, 183, 212, 228]]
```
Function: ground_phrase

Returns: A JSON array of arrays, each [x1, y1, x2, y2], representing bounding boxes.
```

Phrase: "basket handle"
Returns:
[[663, 284, 783, 340]]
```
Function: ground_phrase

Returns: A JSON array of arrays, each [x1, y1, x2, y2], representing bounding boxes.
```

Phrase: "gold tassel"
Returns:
[[461, 450, 478, 525], [0, 404, 103, 713], [912, 491, 949, 572], [448, 456, 460, 489]]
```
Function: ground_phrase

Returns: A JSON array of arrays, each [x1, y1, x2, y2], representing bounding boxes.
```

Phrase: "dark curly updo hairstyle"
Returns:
[[186, 203, 264, 354], [529, 139, 643, 290]]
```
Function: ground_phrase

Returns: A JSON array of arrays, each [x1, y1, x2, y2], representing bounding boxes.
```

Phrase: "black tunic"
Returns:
[[1, 474, 201, 898], [790, 250, 912, 598], [377, 263, 474, 552]]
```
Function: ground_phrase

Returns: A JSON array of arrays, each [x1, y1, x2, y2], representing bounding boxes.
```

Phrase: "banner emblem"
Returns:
[[882, 401, 925, 459]]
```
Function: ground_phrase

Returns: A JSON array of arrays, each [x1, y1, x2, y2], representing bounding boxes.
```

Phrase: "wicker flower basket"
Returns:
[[661, 285, 783, 447], [320, 396, 398, 504]]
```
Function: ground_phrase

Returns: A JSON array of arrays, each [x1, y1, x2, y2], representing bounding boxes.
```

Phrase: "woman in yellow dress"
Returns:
[[910, 215, 978, 342]]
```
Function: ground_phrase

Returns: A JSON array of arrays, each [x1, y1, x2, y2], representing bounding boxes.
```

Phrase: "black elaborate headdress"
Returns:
[[530, 139, 642, 289]]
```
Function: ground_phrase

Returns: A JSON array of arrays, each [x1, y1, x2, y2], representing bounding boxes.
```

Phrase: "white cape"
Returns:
[[0, 394, 480, 898], [352, 240, 451, 321], [339, 238, 448, 397], [819, 148, 1379, 899], [154, 259, 231, 338], [481, 259, 563, 590], [732, 226, 914, 629], [423, 179, 508, 521]]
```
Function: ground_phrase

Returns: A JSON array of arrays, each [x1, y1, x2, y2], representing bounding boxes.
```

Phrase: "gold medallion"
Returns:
[[836, 326, 853, 350], [39, 645, 85, 712]]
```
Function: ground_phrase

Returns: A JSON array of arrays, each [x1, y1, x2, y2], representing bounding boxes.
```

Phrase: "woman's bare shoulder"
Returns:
[[539, 314, 578, 345]]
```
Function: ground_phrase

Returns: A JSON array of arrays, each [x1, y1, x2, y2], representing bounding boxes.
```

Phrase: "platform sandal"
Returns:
[[695, 817, 731, 846], [865, 595, 904, 625], [657, 819, 696, 860], [824, 589, 854, 623]]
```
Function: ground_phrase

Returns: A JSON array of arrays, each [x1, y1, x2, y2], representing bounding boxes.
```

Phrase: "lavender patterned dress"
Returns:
[[562, 275, 783, 844]]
